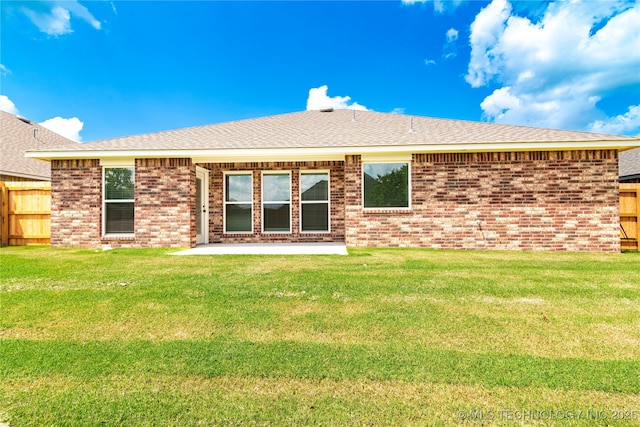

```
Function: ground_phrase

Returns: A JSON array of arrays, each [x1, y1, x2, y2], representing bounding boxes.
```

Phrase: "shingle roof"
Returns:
[[30, 110, 639, 154], [1, 110, 78, 180], [620, 148, 640, 179]]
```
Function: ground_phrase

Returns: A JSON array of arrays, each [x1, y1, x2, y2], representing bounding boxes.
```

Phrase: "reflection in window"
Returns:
[[103, 167, 134, 234], [225, 173, 253, 232], [263, 173, 291, 232], [300, 172, 329, 232], [363, 163, 409, 208]]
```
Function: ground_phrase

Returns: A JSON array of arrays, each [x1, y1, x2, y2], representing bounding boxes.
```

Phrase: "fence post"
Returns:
[[0, 184, 7, 246]]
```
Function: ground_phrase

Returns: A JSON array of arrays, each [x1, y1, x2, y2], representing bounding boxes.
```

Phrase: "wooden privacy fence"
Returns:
[[620, 183, 639, 251], [0, 182, 51, 246], [0, 182, 638, 250]]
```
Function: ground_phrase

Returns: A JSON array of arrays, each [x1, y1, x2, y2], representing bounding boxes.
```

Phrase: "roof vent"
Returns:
[[17, 116, 33, 125], [319, 107, 334, 113]]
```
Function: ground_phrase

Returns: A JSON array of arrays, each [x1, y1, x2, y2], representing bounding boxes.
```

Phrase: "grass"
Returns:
[[1, 246, 639, 426]]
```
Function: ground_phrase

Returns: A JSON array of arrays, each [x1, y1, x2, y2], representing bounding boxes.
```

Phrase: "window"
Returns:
[[300, 171, 329, 232], [363, 163, 410, 208], [262, 172, 291, 233], [103, 167, 135, 234], [224, 173, 253, 233]]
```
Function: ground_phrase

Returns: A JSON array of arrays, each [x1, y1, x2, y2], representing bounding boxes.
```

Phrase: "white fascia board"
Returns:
[[100, 158, 135, 167], [361, 153, 412, 162], [24, 139, 640, 162]]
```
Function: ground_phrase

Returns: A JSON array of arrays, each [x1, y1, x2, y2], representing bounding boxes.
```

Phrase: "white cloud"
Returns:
[[306, 85, 370, 111], [0, 95, 19, 115], [391, 108, 406, 115], [22, 6, 71, 36], [445, 28, 458, 43], [39, 117, 84, 142], [401, 0, 464, 14], [0, 64, 11, 76], [424, 28, 460, 67], [466, 0, 640, 134], [479, 87, 519, 120], [466, 0, 512, 88], [443, 27, 459, 59], [0, 95, 85, 140], [20, 1, 101, 36], [589, 105, 640, 136]]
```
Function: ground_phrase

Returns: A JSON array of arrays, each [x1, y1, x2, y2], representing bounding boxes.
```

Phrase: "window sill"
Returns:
[[102, 234, 136, 240], [362, 208, 412, 215]]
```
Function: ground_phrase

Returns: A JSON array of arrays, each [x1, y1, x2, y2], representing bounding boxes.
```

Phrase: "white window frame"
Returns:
[[299, 170, 330, 233], [102, 164, 135, 237], [362, 161, 411, 210], [261, 171, 292, 234], [223, 171, 254, 234]]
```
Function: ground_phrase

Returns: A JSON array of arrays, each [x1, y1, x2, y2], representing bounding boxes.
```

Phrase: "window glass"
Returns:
[[301, 173, 328, 201], [105, 168, 134, 199], [300, 171, 329, 232], [225, 204, 252, 232], [363, 163, 409, 208], [263, 173, 291, 232], [105, 203, 134, 234], [225, 173, 253, 233], [302, 203, 329, 231], [104, 167, 134, 234], [196, 177, 202, 235], [263, 174, 290, 202], [225, 174, 252, 202], [264, 203, 290, 232]]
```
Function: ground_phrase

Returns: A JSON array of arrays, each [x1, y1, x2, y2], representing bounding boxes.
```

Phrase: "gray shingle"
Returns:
[[1, 110, 78, 180], [29, 110, 638, 154], [620, 148, 640, 179]]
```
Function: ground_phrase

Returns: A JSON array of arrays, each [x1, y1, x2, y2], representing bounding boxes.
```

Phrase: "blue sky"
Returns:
[[1, 0, 639, 142]]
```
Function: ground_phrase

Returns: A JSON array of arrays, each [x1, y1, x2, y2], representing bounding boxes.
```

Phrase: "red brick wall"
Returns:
[[345, 151, 620, 252], [50, 152, 620, 252], [198, 161, 345, 243], [51, 159, 102, 247], [50, 158, 194, 248], [132, 158, 194, 248]]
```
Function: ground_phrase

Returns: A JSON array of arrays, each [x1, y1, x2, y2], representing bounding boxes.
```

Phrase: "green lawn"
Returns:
[[1, 247, 639, 426]]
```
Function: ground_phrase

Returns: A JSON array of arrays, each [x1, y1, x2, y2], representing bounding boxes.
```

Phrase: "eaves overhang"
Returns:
[[0, 169, 50, 181], [25, 139, 640, 163], [621, 174, 640, 182]]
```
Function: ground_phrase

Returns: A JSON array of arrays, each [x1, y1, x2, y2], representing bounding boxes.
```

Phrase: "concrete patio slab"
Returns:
[[172, 243, 348, 256]]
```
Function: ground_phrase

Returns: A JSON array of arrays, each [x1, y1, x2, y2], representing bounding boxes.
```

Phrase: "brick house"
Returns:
[[26, 110, 640, 252]]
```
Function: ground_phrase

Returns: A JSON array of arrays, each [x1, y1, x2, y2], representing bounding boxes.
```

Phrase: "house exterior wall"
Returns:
[[344, 150, 620, 253], [51, 159, 102, 247], [133, 158, 194, 248], [50, 158, 194, 248], [198, 161, 345, 244], [49, 151, 620, 252]]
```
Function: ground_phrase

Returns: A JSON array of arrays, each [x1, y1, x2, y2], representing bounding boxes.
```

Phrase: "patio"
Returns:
[[172, 242, 348, 256]]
